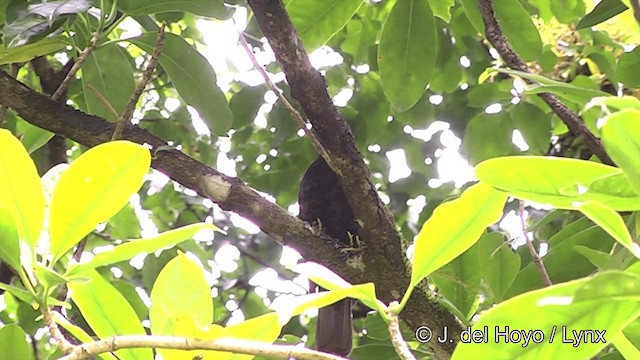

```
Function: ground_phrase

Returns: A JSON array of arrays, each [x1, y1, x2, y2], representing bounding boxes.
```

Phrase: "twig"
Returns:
[[236, 29, 331, 164], [58, 335, 347, 360], [87, 84, 120, 119], [112, 23, 167, 140], [519, 202, 552, 287], [478, 0, 613, 166], [631, 0, 640, 25], [42, 307, 74, 354], [51, 32, 101, 101], [0, 63, 21, 127], [387, 302, 416, 360]]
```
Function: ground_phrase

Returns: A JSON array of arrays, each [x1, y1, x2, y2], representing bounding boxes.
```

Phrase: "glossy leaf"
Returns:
[[0, 129, 45, 249], [475, 156, 640, 211], [82, 43, 135, 122], [49, 141, 150, 264], [28, 0, 93, 23], [0, 38, 66, 64], [407, 183, 507, 305], [150, 252, 213, 334], [428, 0, 455, 22], [575, 201, 640, 258], [0, 207, 21, 273], [0, 324, 33, 360], [67, 223, 219, 277], [119, 0, 234, 19], [452, 272, 640, 360], [378, 0, 436, 112], [287, 0, 364, 52], [69, 270, 151, 360], [577, 0, 628, 29], [601, 109, 640, 195], [128, 33, 232, 135], [494, 0, 542, 61]]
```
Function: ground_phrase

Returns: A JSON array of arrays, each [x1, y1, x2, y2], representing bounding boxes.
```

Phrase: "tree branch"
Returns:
[[58, 335, 347, 360], [478, 0, 613, 165]]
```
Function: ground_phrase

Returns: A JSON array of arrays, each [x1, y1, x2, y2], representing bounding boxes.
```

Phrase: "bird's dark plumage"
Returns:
[[298, 157, 357, 356]]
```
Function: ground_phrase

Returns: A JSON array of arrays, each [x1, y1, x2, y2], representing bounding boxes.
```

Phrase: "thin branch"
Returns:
[[631, 0, 640, 25], [478, 0, 613, 166], [519, 202, 552, 287], [113, 23, 167, 140], [237, 29, 331, 164], [42, 307, 74, 354], [51, 32, 101, 101], [387, 302, 416, 360], [58, 335, 347, 360]]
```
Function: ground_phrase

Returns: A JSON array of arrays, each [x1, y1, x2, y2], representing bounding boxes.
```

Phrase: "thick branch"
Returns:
[[478, 0, 613, 165]]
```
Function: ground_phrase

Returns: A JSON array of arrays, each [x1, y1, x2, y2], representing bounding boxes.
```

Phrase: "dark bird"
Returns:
[[298, 156, 359, 356]]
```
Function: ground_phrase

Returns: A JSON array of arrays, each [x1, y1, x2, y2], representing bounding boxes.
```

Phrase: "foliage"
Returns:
[[0, 0, 639, 359]]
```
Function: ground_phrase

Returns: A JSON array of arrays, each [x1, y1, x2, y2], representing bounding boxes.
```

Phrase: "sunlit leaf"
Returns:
[[0, 208, 21, 273], [69, 270, 151, 360], [54, 312, 118, 360], [49, 141, 150, 264], [476, 156, 640, 211], [378, 0, 436, 112], [601, 109, 640, 195], [67, 223, 219, 277], [0, 38, 66, 64], [452, 272, 640, 360], [0, 129, 45, 249], [575, 201, 640, 258], [406, 183, 507, 306]]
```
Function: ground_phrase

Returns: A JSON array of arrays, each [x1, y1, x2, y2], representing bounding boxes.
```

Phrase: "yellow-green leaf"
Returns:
[[49, 141, 150, 265], [601, 109, 640, 195], [405, 183, 507, 306], [575, 201, 640, 258], [69, 270, 151, 360], [0, 129, 45, 249]]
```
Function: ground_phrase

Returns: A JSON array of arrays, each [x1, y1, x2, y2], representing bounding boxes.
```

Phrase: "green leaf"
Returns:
[[33, 262, 69, 290], [69, 270, 151, 360], [495, 68, 610, 106], [602, 109, 640, 195], [475, 156, 640, 211], [67, 223, 219, 277], [452, 272, 640, 360], [119, 0, 234, 20], [0, 324, 34, 360], [494, 0, 542, 61], [19, 121, 55, 154], [0, 37, 66, 64], [573, 245, 611, 268], [586, 96, 640, 113], [287, 0, 364, 52], [28, 0, 93, 24], [478, 232, 521, 302], [428, 0, 454, 22], [575, 201, 640, 258], [573, 271, 640, 302], [0, 129, 45, 249], [616, 47, 640, 88], [460, 0, 484, 34], [577, 0, 628, 29], [463, 112, 513, 165], [53, 312, 118, 360], [406, 183, 507, 306], [82, 43, 135, 122], [2, 14, 66, 48], [127, 32, 232, 135], [49, 141, 150, 265], [378, 0, 437, 112], [0, 207, 21, 273], [150, 252, 212, 334]]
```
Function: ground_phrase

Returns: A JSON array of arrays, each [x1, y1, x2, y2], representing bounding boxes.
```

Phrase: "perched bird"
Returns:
[[298, 157, 359, 356]]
